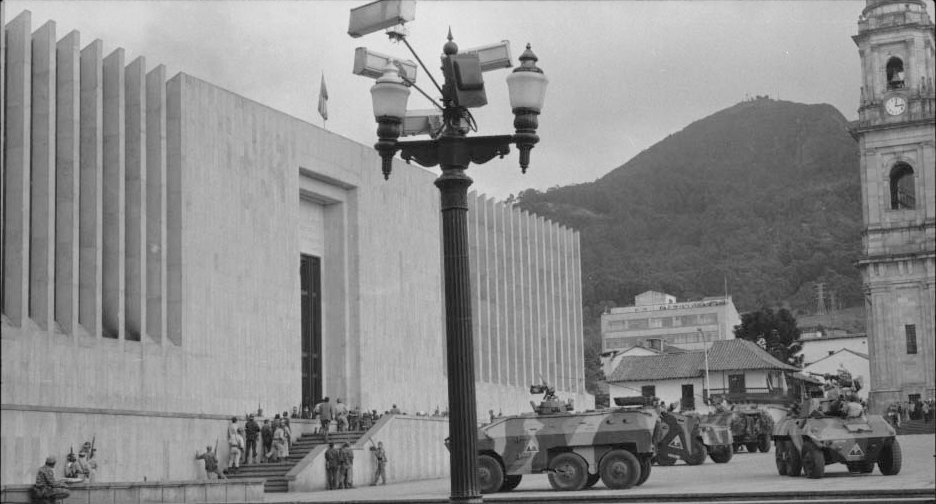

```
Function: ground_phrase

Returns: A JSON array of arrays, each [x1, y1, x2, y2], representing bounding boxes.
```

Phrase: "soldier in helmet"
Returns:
[[64, 452, 79, 479], [34, 456, 71, 502], [76, 451, 96, 482]]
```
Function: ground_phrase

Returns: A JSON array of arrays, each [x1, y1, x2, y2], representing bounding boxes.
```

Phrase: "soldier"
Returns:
[[64, 452, 79, 479], [349, 406, 360, 431], [244, 414, 260, 465], [260, 419, 272, 463], [76, 451, 96, 482], [338, 442, 354, 489], [324, 443, 339, 490], [228, 428, 245, 474], [370, 441, 387, 486], [196, 446, 227, 480], [314, 397, 334, 442], [335, 399, 349, 432], [34, 456, 71, 503]]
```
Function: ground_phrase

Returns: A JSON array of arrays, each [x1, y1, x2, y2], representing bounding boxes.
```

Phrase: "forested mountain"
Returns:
[[513, 97, 863, 368]]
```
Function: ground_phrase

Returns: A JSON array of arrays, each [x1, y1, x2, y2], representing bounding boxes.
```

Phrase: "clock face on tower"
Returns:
[[885, 96, 907, 116]]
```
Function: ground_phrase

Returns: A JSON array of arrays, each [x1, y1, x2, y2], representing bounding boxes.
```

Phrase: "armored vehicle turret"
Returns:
[[773, 368, 900, 479], [473, 385, 660, 493]]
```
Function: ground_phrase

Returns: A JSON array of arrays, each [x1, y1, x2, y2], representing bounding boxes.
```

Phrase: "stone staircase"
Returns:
[[226, 432, 363, 492], [896, 418, 935, 436]]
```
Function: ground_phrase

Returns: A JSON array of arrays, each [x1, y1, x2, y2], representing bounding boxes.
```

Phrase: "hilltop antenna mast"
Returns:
[[815, 282, 827, 316]]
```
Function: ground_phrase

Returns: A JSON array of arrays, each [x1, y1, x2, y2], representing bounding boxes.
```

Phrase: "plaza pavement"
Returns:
[[265, 434, 935, 503]]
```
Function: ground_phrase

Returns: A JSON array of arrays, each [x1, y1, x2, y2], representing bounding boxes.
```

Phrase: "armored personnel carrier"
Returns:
[[474, 385, 660, 493], [730, 406, 774, 453], [654, 410, 733, 465], [773, 369, 900, 479]]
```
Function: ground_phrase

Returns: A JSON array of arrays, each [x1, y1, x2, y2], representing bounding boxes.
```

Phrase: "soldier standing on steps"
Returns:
[[324, 443, 339, 490]]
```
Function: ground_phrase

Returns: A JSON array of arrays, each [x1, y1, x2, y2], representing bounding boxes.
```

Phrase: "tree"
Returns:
[[733, 306, 803, 366]]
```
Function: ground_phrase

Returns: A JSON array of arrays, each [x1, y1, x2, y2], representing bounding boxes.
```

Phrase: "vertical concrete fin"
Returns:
[[79, 39, 103, 337], [145, 64, 166, 345], [165, 73, 182, 346], [1, 3, 5, 308], [125, 55, 146, 341], [3, 10, 32, 326], [572, 231, 583, 394], [55, 29, 81, 335], [30, 20, 56, 330], [535, 216, 546, 382], [102, 47, 125, 339]]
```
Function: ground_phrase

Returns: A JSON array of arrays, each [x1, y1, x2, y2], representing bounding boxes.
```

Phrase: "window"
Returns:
[[628, 318, 649, 330], [641, 385, 656, 398], [886, 57, 905, 89], [890, 163, 915, 210], [905, 324, 917, 354]]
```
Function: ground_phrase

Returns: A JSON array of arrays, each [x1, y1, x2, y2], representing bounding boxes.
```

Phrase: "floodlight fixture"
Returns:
[[353, 47, 419, 83], [402, 109, 443, 137], [461, 40, 513, 72], [348, 0, 416, 38]]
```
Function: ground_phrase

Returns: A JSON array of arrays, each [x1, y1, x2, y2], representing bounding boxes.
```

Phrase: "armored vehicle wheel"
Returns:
[[636, 456, 652, 486], [685, 439, 707, 465], [744, 442, 758, 453], [709, 444, 733, 464], [477, 454, 504, 494], [757, 436, 771, 453], [775, 441, 789, 475], [878, 439, 902, 475], [599, 449, 641, 489], [499, 475, 522, 492], [786, 442, 802, 477], [548, 452, 589, 491], [802, 442, 825, 479], [584, 473, 600, 489]]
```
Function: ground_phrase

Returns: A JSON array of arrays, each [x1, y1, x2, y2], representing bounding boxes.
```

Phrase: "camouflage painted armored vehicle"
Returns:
[[696, 413, 735, 463], [772, 370, 900, 479], [654, 411, 733, 465], [474, 386, 660, 493], [729, 406, 774, 453]]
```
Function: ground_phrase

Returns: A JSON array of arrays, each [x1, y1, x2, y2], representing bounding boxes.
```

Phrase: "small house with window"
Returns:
[[606, 339, 799, 413]]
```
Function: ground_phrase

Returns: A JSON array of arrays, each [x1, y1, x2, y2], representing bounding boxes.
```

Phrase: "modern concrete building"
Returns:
[[850, 0, 936, 412], [600, 291, 741, 353], [0, 8, 589, 485]]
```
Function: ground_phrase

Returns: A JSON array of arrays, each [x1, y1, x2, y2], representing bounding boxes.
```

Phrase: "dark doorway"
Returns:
[[681, 384, 695, 411], [300, 254, 322, 412], [728, 374, 746, 394]]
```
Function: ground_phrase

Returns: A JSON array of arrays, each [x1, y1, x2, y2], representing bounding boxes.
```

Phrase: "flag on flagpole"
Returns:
[[317, 73, 328, 121]]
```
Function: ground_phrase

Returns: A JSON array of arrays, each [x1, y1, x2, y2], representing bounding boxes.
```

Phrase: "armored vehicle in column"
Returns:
[[729, 406, 774, 453], [655, 410, 733, 465], [773, 369, 900, 479], [473, 386, 660, 493]]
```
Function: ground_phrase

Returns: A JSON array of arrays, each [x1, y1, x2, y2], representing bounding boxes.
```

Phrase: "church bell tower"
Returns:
[[851, 0, 935, 413]]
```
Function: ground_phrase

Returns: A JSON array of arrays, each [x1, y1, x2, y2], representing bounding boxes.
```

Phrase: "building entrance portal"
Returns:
[[300, 255, 323, 412]]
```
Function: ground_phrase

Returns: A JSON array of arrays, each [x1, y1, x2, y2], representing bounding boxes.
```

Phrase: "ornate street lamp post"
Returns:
[[363, 30, 547, 504]]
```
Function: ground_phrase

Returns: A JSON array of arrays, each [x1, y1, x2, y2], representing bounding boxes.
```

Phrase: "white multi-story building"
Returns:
[[601, 291, 741, 352]]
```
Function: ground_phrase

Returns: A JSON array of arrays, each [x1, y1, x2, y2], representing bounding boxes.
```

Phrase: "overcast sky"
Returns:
[[6, 1, 869, 200]]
